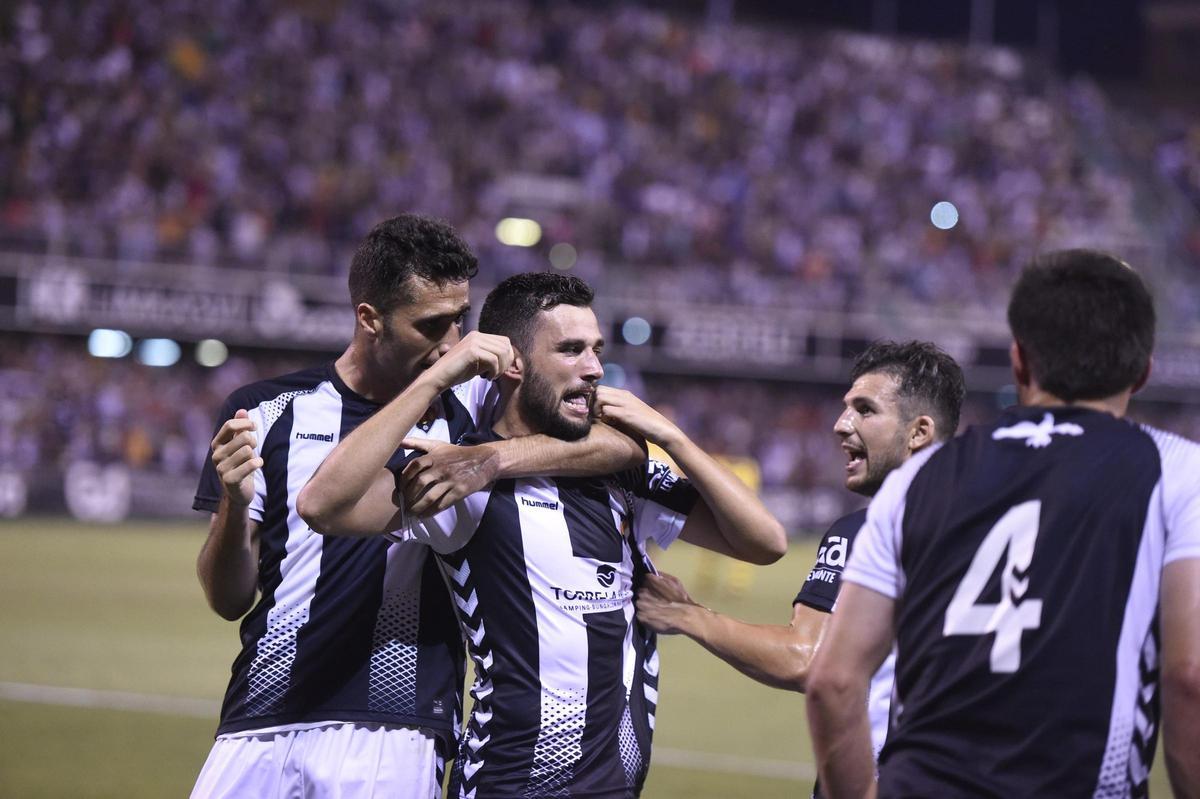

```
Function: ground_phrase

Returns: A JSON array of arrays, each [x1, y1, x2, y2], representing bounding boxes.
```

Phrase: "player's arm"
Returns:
[[806, 583, 895, 799], [636, 572, 828, 691], [593, 387, 786, 565], [1161, 557, 1200, 798], [397, 422, 646, 516], [297, 332, 513, 537], [196, 410, 263, 620]]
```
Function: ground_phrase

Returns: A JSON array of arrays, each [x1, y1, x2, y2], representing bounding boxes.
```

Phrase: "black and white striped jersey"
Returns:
[[193, 364, 497, 743], [395, 441, 699, 799], [844, 406, 1200, 798]]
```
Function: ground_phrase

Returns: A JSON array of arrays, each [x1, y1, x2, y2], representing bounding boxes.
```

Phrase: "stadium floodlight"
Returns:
[[87, 328, 133, 359], [600, 362, 627, 388], [549, 242, 578, 270], [931, 201, 960, 230], [195, 338, 229, 368], [621, 317, 652, 346], [495, 217, 542, 247], [137, 338, 182, 367]]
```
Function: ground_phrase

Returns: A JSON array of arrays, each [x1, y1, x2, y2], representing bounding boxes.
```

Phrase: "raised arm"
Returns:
[[197, 410, 262, 620], [593, 387, 786, 565], [806, 582, 895, 799], [635, 572, 828, 691], [1162, 557, 1200, 799], [297, 331, 513, 536], [397, 423, 647, 516]]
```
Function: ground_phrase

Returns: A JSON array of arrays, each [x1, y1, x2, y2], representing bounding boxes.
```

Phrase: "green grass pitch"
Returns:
[[0, 519, 1174, 797]]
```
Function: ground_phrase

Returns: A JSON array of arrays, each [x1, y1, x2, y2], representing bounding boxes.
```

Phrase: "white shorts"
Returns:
[[190, 723, 444, 799]]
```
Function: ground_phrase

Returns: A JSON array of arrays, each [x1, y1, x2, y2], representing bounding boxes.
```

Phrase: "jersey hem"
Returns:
[[216, 712, 457, 745], [793, 595, 835, 613]]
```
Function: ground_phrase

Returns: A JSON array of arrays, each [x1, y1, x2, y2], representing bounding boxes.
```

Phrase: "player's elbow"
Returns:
[[806, 659, 857, 707], [297, 483, 337, 534], [1164, 658, 1200, 711], [781, 644, 818, 693], [745, 520, 788, 565], [207, 593, 252, 622]]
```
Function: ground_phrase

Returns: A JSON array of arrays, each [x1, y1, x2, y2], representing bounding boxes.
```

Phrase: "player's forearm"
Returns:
[[196, 498, 259, 621], [1163, 666, 1200, 798], [665, 435, 786, 564], [491, 423, 646, 479], [685, 608, 818, 692], [806, 675, 877, 799], [301, 374, 442, 523]]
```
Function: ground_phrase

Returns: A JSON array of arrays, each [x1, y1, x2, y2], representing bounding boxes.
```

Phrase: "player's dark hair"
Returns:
[[1007, 249, 1155, 402], [348, 214, 478, 311], [478, 272, 595, 351], [851, 340, 966, 439]]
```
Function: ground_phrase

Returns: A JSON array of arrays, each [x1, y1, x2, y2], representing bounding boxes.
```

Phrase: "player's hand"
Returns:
[[426, 331, 514, 391], [211, 409, 261, 508], [397, 438, 500, 517], [635, 572, 701, 635], [592, 387, 683, 450]]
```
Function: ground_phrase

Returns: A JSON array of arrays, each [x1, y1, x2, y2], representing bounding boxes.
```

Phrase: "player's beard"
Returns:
[[518, 367, 593, 442]]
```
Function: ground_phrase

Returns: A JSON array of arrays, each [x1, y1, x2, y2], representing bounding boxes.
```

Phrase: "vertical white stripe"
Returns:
[[520, 479, 588, 793], [609, 490, 638, 695], [1091, 480, 1166, 799], [245, 383, 342, 715]]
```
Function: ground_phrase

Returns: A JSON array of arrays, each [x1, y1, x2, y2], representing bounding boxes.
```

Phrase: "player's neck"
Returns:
[[1018, 384, 1131, 418], [334, 344, 399, 404]]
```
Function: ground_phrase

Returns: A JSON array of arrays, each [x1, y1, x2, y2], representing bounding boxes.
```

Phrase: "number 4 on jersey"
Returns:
[[943, 500, 1044, 673]]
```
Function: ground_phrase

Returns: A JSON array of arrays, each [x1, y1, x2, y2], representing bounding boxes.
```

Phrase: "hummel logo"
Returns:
[[992, 413, 1083, 449], [295, 432, 334, 442], [520, 497, 559, 511]]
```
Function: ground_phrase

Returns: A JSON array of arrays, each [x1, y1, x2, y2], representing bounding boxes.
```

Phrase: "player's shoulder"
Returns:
[[221, 364, 331, 410], [824, 507, 869, 540], [1138, 422, 1200, 477]]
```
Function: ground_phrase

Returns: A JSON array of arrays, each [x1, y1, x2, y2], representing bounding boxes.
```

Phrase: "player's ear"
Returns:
[[355, 303, 385, 338], [908, 414, 935, 453], [1010, 341, 1032, 388], [1131, 357, 1152, 395], [502, 348, 524, 382]]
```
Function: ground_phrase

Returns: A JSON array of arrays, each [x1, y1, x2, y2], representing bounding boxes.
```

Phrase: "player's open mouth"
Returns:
[[562, 388, 594, 416], [843, 443, 866, 472]]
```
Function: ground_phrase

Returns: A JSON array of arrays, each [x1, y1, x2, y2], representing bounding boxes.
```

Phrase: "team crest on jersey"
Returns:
[[596, 564, 617, 587], [992, 413, 1084, 448]]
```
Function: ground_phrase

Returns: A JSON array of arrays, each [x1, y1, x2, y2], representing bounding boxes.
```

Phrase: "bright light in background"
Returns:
[[930, 201, 960, 230], [137, 338, 182, 367], [549, 242, 577, 270], [88, 329, 132, 359], [621, 317, 652, 346], [495, 218, 542, 247], [195, 338, 229, 368], [600, 363, 627, 388]]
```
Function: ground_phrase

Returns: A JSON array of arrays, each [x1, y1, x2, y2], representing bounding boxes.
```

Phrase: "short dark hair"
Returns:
[[1007, 249, 1155, 402], [851, 340, 966, 439], [348, 214, 478, 311], [477, 272, 595, 351]]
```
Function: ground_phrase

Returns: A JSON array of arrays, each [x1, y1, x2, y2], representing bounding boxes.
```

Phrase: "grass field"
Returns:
[[0, 519, 1175, 797]]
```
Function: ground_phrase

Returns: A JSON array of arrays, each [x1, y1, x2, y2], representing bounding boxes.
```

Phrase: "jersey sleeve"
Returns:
[[619, 459, 699, 551], [193, 390, 269, 523], [398, 489, 493, 554], [451, 376, 502, 431], [843, 444, 940, 600], [794, 511, 867, 613], [1149, 430, 1200, 565]]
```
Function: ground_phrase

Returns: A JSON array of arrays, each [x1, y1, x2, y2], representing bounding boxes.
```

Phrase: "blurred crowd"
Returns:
[[2, 0, 1145, 318], [5, 337, 1198, 509]]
